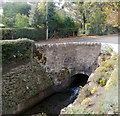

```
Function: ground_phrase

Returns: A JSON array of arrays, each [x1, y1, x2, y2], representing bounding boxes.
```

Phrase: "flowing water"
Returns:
[[24, 74, 89, 116]]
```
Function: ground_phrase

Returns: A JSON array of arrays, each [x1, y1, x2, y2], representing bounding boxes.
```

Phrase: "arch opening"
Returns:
[[70, 73, 89, 88]]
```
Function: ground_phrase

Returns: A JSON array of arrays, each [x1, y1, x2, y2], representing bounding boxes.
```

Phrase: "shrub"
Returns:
[[95, 84, 118, 114], [99, 78, 107, 87], [65, 105, 94, 114], [105, 68, 118, 89], [91, 86, 97, 94], [1, 28, 46, 41], [80, 84, 91, 97], [101, 44, 113, 55], [101, 60, 115, 71], [1, 27, 79, 40], [15, 14, 29, 27], [93, 53, 117, 86], [93, 72, 109, 86], [86, 24, 118, 35], [1, 38, 34, 64], [81, 98, 92, 107], [49, 28, 78, 38], [95, 66, 108, 73]]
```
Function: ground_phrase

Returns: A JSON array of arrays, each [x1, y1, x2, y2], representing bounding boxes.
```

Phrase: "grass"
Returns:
[[65, 105, 94, 114], [93, 53, 117, 87], [61, 46, 118, 114], [81, 97, 92, 107]]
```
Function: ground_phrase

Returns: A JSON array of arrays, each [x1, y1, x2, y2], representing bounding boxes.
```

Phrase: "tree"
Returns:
[[63, 2, 106, 34], [3, 2, 31, 17], [29, 2, 46, 28], [2, 2, 31, 27], [47, 2, 60, 35], [2, 16, 14, 27], [47, 2, 77, 37], [63, 2, 87, 33], [102, 2, 119, 26], [15, 13, 29, 27], [29, 1, 77, 38]]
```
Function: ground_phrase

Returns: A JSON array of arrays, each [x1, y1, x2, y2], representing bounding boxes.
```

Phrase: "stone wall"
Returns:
[[2, 58, 53, 114], [35, 42, 101, 88], [2, 41, 101, 114]]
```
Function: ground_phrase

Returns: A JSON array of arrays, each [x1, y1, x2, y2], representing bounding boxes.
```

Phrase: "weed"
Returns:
[[93, 53, 117, 87], [81, 97, 92, 107], [65, 105, 94, 114], [99, 78, 107, 87], [91, 86, 97, 94], [101, 44, 113, 55], [80, 84, 91, 97]]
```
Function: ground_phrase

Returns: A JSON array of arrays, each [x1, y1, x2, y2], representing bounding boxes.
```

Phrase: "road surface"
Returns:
[[78, 35, 119, 44], [36, 35, 119, 53], [78, 35, 119, 53]]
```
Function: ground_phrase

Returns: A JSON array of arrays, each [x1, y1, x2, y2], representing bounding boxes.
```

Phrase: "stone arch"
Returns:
[[70, 73, 89, 88]]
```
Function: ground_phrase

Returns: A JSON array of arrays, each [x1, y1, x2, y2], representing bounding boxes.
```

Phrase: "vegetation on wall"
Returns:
[[2, 39, 55, 112], [93, 54, 117, 87], [1, 38, 34, 64], [2, 58, 53, 112]]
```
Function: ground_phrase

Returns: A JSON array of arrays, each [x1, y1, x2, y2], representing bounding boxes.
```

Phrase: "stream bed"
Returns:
[[24, 86, 80, 116], [24, 73, 89, 116]]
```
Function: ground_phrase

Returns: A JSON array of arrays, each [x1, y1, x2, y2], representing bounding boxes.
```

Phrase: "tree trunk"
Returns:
[[83, 13, 86, 34]]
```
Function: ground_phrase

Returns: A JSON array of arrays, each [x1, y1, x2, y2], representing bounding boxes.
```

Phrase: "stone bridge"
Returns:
[[3, 41, 101, 114], [35, 42, 101, 89]]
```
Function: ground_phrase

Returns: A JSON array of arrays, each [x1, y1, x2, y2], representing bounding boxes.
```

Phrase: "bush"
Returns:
[[1, 27, 79, 40], [1, 28, 46, 41], [15, 14, 29, 27], [93, 54, 117, 86], [80, 84, 91, 97], [105, 68, 118, 89], [1, 38, 34, 64], [91, 86, 97, 94], [81, 97, 92, 107], [99, 78, 107, 87], [65, 105, 94, 114], [101, 60, 115, 70], [101, 44, 113, 55], [49, 28, 78, 38], [96, 81, 118, 114], [85, 24, 118, 35]]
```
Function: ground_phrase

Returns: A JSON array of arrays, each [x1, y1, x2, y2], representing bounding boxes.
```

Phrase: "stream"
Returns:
[[24, 74, 89, 116]]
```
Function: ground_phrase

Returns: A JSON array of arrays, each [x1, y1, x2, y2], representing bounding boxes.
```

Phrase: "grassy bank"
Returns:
[[61, 49, 118, 114]]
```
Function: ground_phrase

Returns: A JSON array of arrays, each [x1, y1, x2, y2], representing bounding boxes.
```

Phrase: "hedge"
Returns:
[[49, 28, 78, 38], [1, 28, 46, 41], [85, 24, 118, 35], [1, 27, 79, 40], [1, 38, 34, 64]]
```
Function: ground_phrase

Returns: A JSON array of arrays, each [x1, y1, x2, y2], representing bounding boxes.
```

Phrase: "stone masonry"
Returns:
[[2, 41, 101, 114]]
